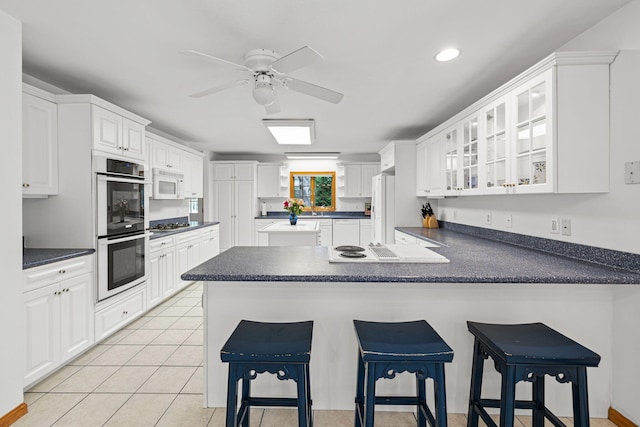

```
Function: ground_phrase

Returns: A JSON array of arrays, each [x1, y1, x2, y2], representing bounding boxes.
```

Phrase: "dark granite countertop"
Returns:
[[255, 212, 370, 220], [181, 228, 640, 284], [23, 248, 95, 269], [150, 221, 219, 240]]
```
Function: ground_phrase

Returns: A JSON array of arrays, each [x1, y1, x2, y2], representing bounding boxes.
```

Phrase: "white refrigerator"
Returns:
[[371, 174, 395, 244]]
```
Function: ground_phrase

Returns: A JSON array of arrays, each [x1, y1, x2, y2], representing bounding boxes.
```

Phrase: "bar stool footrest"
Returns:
[[245, 397, 303, 407]]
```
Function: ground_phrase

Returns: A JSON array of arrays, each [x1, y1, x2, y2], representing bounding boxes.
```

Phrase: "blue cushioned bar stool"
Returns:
[[466, 322, 601, 427], [353, 320, 454, 427], [221, 320, 313, 427]]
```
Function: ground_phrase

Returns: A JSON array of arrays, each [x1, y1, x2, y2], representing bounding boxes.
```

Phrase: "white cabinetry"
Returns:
[[149, 235, 176, 306], [91, 105, 146, 160], [359, 219, 372, 246], [22, 87, 58, 197], [379, 144, 395, 173], [317, 219, 333, 247], [200, 226, 220, 262], [213, 162, 257, 251], [420, 51, 616, 196], [395, 230, 418, 245], [23, 255, 94, 387], [150, 137, 183, 171], [416, 135, 445, 197], [175, 230, 202, 290], [95, 286, 146, 342], [332, 219, 360, 246], [340, 163, 380, 198], [257, 163, 288, 198], [183, 151, 204, 198]]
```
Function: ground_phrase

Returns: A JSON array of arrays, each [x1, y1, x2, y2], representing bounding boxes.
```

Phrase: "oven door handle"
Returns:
[[97, 174, 147, 185], [101, 232, 151, 244]]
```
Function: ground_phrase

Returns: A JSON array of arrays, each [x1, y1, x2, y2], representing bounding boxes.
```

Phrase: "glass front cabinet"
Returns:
[[417, 51, 616, 198]]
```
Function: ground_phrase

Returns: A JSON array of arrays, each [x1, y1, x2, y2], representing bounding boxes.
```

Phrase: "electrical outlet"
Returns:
[[625, 161, 640, 184], [561, 219, 572, 236], [355, 204, 361, 211], [550, 218, 560, 234], [452, 210, 458, 221], [485, 212, 492, 225], [505, 214, 512, 228]]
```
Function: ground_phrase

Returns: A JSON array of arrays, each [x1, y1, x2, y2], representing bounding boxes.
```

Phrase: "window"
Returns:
[[290, 171, 336, 211]]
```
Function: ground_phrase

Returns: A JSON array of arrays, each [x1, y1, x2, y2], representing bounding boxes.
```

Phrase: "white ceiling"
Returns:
[[0, 0, 631, 156]]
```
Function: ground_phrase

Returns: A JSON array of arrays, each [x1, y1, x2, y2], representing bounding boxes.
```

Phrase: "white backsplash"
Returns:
[[148, 199, 190, 221]]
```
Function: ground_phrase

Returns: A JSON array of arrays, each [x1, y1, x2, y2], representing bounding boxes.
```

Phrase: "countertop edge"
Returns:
[[23, 248, 95, 269]]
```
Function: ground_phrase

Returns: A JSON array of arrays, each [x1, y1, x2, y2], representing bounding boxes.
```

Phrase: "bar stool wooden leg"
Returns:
[[296, 365, 309, 427], [239, 368, 250, 427], [467, 338, 484, 427], [532, 376, 545, 427], [226, 364, 239, 427], [416, 375, 427, 427], [434, 364, 448, 427], [572, 367, 590, 427], [364, 362, 376, 427], [305, 364, 313, 427], [499, 365, 516, 427], [355, 354, 365, 427]]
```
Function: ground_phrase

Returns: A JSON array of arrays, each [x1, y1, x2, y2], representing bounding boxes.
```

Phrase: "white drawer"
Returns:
[[95, 286, 146, 342], [200, 226, 219, 240], [174, 229, 201, 245], [24, 255, 94, 293], [150, 236, 174, 252], [394, 231, 417, 245]]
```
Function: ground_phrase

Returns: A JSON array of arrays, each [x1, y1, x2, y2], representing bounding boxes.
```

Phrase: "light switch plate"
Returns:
[[625, 161, 640, 184]]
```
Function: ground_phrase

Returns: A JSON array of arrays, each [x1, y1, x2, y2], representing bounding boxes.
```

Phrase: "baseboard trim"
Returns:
[[609, 407, 638, 427], [0, 403, 28, 427]]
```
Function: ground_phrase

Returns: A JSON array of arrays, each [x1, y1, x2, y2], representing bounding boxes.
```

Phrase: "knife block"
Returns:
[[422, 215, 439, 229]]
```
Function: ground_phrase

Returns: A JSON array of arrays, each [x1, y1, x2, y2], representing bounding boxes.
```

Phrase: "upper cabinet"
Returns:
[[56, 94, 151, 163], [379, 144, 395, 173], [214, 162, 256, 181], [339, 163, 380, 198], [417, 51, 617, 197], [150, 137, 183, 171], [182, 151, 205, 198], [257, 163, 288, 198], [91, 106, 146, 161], [22, 85, 58, 197]]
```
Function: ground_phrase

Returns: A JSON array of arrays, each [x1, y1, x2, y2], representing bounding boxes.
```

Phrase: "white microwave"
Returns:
[[152, 169, 184, 199]]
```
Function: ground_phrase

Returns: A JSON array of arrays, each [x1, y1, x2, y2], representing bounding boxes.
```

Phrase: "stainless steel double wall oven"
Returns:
[[95, 157, 148, 301]]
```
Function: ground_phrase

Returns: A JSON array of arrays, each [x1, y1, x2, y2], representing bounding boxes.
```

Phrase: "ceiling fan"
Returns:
[[180, 46, 344, 114]]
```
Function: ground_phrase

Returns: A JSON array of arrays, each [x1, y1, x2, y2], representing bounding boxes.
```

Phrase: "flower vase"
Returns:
[[289, 213, 298, 225]]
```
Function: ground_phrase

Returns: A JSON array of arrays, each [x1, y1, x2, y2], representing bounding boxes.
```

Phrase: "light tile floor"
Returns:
[[16, 282, 617, 427]]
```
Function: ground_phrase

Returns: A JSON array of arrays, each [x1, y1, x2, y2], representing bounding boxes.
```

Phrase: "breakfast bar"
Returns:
[[182, 229, 640, 417]]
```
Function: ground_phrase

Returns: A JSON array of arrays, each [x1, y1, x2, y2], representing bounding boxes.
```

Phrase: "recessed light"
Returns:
[[435, 48, 460, 62]]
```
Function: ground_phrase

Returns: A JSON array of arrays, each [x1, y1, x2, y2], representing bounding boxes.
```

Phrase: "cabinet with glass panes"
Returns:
[[424, 51, 615, 197]]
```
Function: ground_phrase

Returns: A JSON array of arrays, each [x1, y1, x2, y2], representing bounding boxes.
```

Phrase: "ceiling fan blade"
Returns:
[[270, 46, 323, 74], [283, 77, 344, 104], [188, 79, 249, 98], [179, 49, 253, 73], [265, 97, 281, 114]]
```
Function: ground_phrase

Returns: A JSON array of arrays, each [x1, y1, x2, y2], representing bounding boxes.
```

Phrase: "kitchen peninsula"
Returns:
[[182, 228, 640, 417]]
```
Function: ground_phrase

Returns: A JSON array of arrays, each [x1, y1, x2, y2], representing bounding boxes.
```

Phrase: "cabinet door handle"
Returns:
[[23, 183, 30, 188], [54, 291, 61, 296], [59, 269, 66, 274], [63, 288, 69, 292]]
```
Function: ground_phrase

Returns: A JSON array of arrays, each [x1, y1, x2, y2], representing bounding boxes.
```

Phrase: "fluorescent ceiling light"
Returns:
[[263, 119, 315, 145], [285, 152, 339, 160], [435, 48, 460, 62]]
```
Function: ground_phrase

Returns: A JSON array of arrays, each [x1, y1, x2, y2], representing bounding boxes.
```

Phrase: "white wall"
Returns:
[[558, 1, 640, 423], [0, 8, 25, 418], [433, 1, 640, 422]]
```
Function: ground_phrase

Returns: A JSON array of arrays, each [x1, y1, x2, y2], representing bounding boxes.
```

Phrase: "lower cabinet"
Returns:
[[176, 232, 202, 291], [359, 219, 372, 246], [23, 257, 94, 387], [94, 286, 146, 342]]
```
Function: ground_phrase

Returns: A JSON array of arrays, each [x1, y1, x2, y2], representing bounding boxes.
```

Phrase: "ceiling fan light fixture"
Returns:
[[435, 47, 460, 62], [263, 119, 315, 145], [252, 82, 276, 106]]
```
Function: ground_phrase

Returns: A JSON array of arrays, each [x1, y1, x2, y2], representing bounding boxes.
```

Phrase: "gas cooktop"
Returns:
[[149, 222, 191, 231]]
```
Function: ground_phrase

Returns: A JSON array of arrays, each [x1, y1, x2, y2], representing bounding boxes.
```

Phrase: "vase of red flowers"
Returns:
[[283, 198, 304, 225]]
